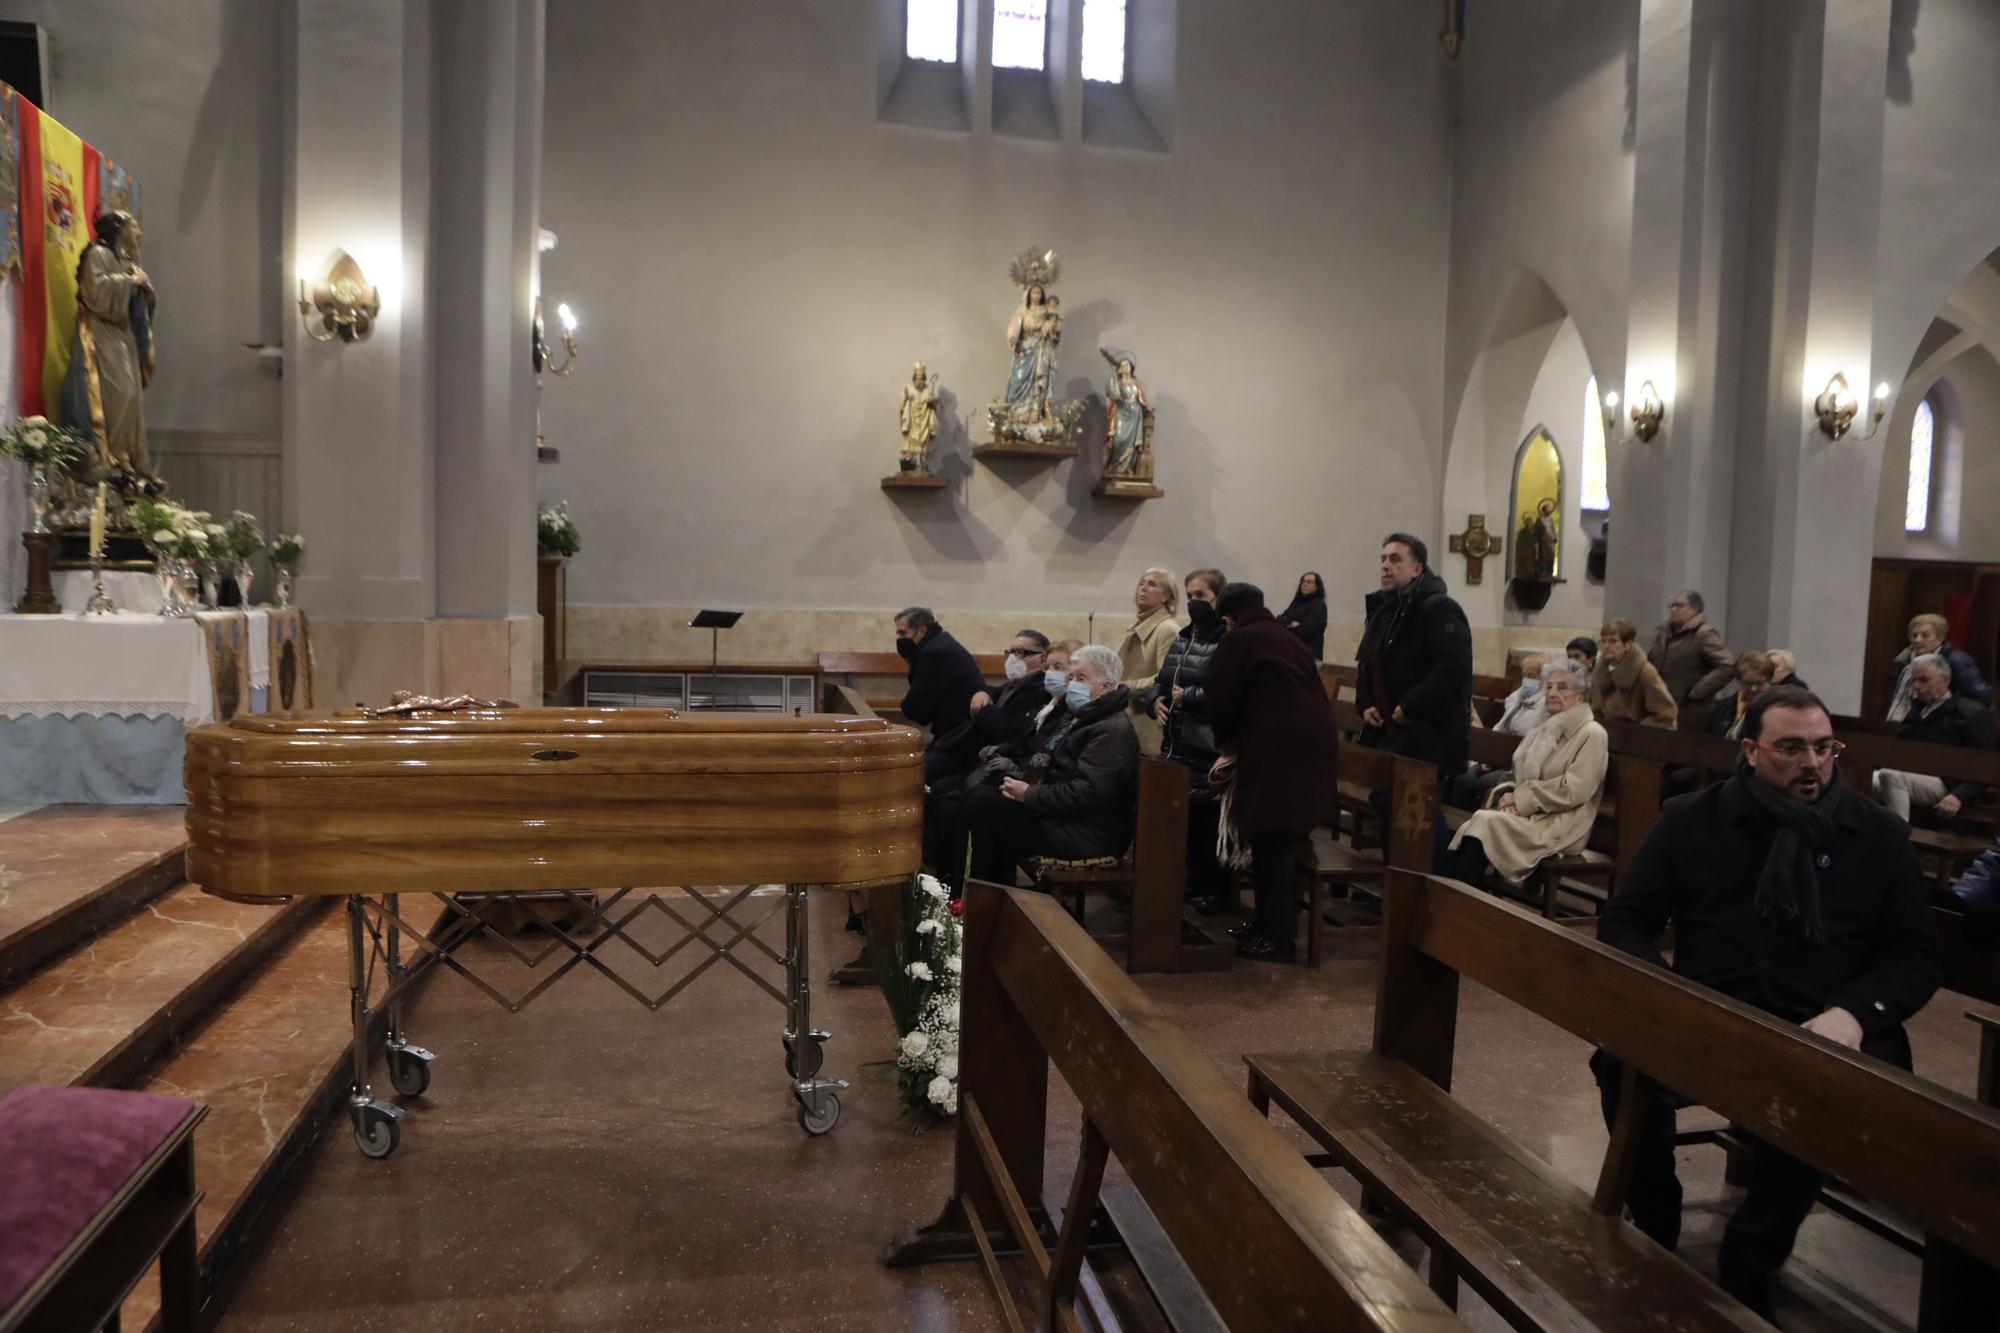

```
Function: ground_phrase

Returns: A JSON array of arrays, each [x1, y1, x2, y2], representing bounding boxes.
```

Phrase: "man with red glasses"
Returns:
[[1592, 685, 1942, 1319]]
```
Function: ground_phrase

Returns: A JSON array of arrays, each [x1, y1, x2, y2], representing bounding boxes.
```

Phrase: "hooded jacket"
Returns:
[[1354, 568, 1473, 772]]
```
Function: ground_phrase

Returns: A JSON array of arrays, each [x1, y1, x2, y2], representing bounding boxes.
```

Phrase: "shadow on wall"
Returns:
[[1888, 0, 1920, 106]]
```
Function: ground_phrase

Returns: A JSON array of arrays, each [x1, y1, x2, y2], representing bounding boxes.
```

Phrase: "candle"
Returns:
[[89, 482, 108, 558]]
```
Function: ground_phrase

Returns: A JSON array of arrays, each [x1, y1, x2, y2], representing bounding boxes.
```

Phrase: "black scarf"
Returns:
[[1729, 758, 1840, 944]]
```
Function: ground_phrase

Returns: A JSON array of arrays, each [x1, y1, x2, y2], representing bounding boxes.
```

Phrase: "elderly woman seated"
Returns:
[[956, 644, 1140, 886], [1448, 658, 1608, 891]]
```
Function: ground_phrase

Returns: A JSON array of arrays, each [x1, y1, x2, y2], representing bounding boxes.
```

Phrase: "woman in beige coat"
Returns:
[[1448, 659, 1607, 887], [1591, 617, 1679, 728], [1118, 567, 1182, 755]]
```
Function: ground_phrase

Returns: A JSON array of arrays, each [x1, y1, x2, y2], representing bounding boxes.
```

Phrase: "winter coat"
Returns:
[[1118, 606, 1181, 756], [1647, 613, 1734, 722], [1280, 596, 1327, 661], [1885, 642, 1993, 718], [1896, 694, 1999, 806], [1599, 777, 1944, 1063], [899, 626, 987, 738], [997, 684, 1140, 859], [1144, 616, 1227, 765], [1592, 651, 1678, 728], [1205, 607, 1339, 837], [1354, 569, 1473, 773], [1449, 704, 1606, 885]]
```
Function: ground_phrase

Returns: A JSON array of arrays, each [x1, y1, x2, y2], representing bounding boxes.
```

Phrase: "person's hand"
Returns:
[[1391, 705, 1408, 725], [1801, 1007, 1864, 1049], [1363, 706, 1386, 728], [1207, 755, 1235, 790], [1153, 698, 1171, 725], [1171, 685, 1186, 705], [1937, 794, 1963, 819], [1000, 777, 1030, 802], [969, 691, 992, 715], [1496, 791, 1518, 814]]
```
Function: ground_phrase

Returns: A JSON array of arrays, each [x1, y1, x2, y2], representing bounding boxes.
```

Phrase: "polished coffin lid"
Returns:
[[185, 709, 923, 899]]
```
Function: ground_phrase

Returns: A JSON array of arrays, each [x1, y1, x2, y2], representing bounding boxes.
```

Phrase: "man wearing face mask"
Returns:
[[894, 606, 989, 781], [1593, 686, 1942, 1318], [922, 631, 1053, 874]]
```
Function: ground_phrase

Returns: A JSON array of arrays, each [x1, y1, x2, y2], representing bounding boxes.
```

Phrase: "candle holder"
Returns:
[[85, 553, 116, 615]]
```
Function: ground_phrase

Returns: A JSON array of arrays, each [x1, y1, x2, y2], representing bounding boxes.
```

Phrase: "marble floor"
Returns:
[[215, 891, 1992, 1332]]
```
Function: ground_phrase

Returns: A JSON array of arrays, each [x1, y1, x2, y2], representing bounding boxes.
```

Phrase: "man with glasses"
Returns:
[[1592, 686, 1942, 1319], [965, 630, 1054, 752], [1647, 589, 1734, 729], [1872, 652, 1998, 823]]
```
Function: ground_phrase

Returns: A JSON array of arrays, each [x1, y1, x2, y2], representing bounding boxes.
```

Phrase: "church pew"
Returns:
[[1247, 870, 2000, 1330], [888, 879, 1463, 1331], [1295, 735, 1435, 962]]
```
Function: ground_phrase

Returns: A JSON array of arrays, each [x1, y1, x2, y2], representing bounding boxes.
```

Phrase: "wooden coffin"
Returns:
[[184, 709, 924, 899]]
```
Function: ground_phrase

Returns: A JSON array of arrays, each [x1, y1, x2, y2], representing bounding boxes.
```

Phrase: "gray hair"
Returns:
[[1910, 651, 1951, 679], [1679, 589, 1706, 613], [1070, 644, 1123, 685], [1540, 657, 1588, 691]]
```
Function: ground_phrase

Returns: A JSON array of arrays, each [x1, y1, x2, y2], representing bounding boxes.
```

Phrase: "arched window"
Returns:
[[993, 1, 1048, 71], [1580, 375, 1610, 511], [905, 0, 957, 62], [1082, 0, 1129, 83], [1906, 397, 1936, 532]]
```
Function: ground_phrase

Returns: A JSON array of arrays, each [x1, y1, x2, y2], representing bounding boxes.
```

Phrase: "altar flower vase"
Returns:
[[198, 560, 222, 609], [25, 464, 52, 534], [274, 568, 295, 610], [157, 556, 196, 618], [234, 558, 256, 607]]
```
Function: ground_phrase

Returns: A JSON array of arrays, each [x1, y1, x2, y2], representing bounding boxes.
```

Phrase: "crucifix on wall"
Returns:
[[1448, 514, 1501, 585]]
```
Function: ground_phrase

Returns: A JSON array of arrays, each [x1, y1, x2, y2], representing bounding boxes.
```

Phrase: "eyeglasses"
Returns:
[[1003, 646, 1044, 659], [1750, 738, 1847, 761]]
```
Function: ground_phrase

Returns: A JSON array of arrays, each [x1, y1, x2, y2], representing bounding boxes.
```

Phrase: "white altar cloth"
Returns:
[[0, 612, 218, 726], [52, 569, 166, 615]]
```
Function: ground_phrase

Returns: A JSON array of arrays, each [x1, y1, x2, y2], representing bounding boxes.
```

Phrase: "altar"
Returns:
[[0, 607, 313, 804]]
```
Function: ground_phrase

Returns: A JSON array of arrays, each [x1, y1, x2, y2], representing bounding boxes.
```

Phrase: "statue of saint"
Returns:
[[1101, 350, 1153, 482], [898, 363, 940, 471], [986, 248, 1081, 445], [58, 210, 157, 483], [1532, 499, 1559, 578]]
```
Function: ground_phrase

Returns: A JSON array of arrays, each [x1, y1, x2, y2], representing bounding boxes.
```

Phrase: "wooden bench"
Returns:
[[0, 1086, 207, 1333], [888, 879, 1463, 1331], [1294, 738, 1434, 963], [1248, 870, 2000, 1330]]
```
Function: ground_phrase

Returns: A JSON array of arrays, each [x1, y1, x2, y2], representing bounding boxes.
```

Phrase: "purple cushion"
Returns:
[[0, 1085, 196, 1313]]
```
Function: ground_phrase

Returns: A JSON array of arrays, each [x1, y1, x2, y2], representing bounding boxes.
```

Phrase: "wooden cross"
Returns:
[[1448, 514, 1501, 585]]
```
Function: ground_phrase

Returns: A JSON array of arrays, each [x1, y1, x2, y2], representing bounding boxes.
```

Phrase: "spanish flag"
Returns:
[[15, 94, 99, 417]]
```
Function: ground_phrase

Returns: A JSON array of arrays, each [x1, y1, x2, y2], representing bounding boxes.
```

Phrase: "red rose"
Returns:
[[948, 898, 964, 917]]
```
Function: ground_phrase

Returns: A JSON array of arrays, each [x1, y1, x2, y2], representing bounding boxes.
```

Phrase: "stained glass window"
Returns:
[[1082, 0, 1128, 83], [906, 0, 957, 62], [1906, 398, 1935, 532], [994, 0, 1048, 71], [1581, 375, 1610, 511]]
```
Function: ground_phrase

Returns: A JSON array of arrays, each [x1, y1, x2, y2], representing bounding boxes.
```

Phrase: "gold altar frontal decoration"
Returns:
[[184, 708, 923, 1155]]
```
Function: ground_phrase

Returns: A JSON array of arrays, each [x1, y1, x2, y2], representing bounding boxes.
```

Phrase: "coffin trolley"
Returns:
[[183, 707, 923, 1157]]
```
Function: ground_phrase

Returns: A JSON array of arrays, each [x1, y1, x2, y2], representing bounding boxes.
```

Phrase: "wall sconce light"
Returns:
[[1814, 373, 1859, 439], [532, 298, 581, 376], [1601, 389, 1620, 438], [297, 251, 381, 344], [1629, 380, 1665, 442]]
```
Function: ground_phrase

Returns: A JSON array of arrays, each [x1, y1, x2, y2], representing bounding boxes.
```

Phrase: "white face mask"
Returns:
[[1044, 668, 1066, 694], [1004, 654, 1028, 681]]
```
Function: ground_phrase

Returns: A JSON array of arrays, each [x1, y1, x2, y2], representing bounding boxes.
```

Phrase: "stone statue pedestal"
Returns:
[[881, 471, 948, 491], [1093, 478, 1163, 500], [15, 531, 61, 614], [974, 439, 1078, 463]]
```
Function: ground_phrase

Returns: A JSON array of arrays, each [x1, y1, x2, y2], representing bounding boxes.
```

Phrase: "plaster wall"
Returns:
[[537, 0, 1451, 627], [1874, 351, 2000, 562]]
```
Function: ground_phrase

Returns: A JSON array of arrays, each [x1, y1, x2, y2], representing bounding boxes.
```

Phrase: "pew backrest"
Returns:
[[1376, 869, 2000, 1268]]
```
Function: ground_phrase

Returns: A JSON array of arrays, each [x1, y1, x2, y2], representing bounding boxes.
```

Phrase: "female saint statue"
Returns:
[[1101, 350, 1153, 482], [985, 248, 1080, 445]]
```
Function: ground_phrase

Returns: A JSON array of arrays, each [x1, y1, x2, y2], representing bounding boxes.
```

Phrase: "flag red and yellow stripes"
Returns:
[[13, 94, 99, 417]]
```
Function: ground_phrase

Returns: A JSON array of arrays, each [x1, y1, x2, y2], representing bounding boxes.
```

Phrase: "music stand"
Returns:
[[689, 610, 742, 710]]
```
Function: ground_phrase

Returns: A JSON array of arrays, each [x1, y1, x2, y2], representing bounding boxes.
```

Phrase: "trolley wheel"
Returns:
[[388, 1047, 431, 1097], [797, 1092, 842, 1137], [355, 1106, 401, 1159], [783, 1035, 824, 1080]]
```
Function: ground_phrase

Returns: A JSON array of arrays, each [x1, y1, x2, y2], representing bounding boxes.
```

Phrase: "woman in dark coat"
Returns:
[[1204, 583, 1340, 959], [1279, 571, 1328, 661], [1145, 569, 1231, 908]]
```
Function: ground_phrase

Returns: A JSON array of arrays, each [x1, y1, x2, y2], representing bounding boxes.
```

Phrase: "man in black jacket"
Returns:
[[895, 607, 989, 780], [1354, 533, 1471, 866], [1871, 652, 1998, 822], [1595, 686, 1943, 1318]]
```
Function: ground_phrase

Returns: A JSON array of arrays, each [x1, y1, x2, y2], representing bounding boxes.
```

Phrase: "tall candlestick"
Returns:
[[89, 482, 107, 559]]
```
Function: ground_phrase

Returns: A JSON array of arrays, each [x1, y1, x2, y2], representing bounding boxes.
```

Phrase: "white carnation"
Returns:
[[901, 1029, 930, 1058], [939, 1054, 958, 1079], [152, 529, 176, 545], [920, 875, 948, 901], [915, 917, 941, 935], [946, 999, 960, 1028], [945, 955, 962, 974], [906, 960, 933, 981], [927, 1075, 954, 1106]]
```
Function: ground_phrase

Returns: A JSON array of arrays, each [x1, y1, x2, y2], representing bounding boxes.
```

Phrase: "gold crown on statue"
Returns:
[[1008, 247, 1060, 291]]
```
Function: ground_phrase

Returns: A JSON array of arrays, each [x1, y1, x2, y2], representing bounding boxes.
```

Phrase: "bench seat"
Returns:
[[1246, 1050, 1764, 1331]]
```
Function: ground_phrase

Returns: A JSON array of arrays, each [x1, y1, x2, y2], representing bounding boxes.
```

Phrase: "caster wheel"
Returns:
[[355, 1107, 401, 1159], [783, 1036, 824, 1080], [388, 1047, 431, 1097], [797, 1093, 841, 1136]]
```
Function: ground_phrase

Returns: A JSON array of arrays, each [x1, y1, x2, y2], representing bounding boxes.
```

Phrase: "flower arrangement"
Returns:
[[0, 415, 87, 467], [127, 497, 216, 561], [270, 532, 304, 569], [223, 510, 266, 559], [537, 501, 580, 558], [876, 873, 963, 1120]]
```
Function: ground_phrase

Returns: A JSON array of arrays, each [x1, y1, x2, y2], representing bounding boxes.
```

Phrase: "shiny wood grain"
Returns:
[[185, 710, 923, 898]]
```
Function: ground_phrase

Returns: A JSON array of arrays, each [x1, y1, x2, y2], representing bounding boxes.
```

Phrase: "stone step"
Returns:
[[0, 804, 188, 988], [0, 882, 322, 1097]]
